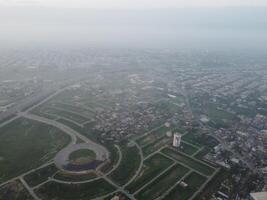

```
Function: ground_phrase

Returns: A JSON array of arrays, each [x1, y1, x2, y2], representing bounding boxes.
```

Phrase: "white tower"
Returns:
[[173, 133, 181, 147]]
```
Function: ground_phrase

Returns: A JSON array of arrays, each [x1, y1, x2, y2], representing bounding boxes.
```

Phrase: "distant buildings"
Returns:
[[173, 133, 181, 147]]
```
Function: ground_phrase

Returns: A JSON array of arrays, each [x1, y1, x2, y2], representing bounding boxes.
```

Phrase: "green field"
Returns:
[[182, 134, 203, 148], [194, 147, 211, 159], [108, 143, 141, 186], [142, 137, 170, 157], [56, 118, 98, 142], [0, 118, 70, 183], [161, 148, 215, 176], [51, 102, 95, 118], [69, 149, 96, 161], [164, 172, 207, 200], [177, 142, 199, 155], [36, 178, 115, 200], [24, 164, 58, 187], [135, 163, 189, 200], [126, 153, 173, 193], [136, 126, 170, 147]]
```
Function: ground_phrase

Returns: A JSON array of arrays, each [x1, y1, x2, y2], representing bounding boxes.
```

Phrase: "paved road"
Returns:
[[122, 141, 144, 189], [20, 177, 41, 200], [0, 161, 53, 188], [0, 87, 65, 128]]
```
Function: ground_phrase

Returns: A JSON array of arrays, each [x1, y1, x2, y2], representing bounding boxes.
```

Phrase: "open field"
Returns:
[[164, 171, 207, 200], [194, 147, 211, 159], [182, 133, 219, 149], [69, 149, 96, 161], [108, 143, 141, 186], [142, 137, 170, 157], [50, 102, 95, 118], [161, 148, 215, 176], [56, 118, 98, 142], [0, 117, 70, 183], [177, 142, 199, 155], [125, 153, 173, 193], [135, 163, 189, 200], [136, 125, 170, 147], [24, 164, 58, 187], [35, 178, 116, 200]]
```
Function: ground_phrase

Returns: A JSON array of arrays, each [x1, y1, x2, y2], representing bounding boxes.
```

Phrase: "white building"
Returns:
[[173, 133, 181, 147]]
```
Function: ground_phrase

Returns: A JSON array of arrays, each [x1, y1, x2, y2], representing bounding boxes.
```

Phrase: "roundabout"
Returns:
[[54, 143, 109, 174]]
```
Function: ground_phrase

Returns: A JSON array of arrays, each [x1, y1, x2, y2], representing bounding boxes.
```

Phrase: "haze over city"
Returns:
[[0, 1, 267, 200]]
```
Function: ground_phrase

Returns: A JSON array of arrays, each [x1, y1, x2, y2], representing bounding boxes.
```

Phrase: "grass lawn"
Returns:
[[135, 163, 189, 200], [163, 172, 207, 200], [36, 178, 115, 200], [177, 142, 199, 155], [45, 107, 89, 124], [108, 143, 141, 186], [161, 148, 215, 176], [0, 117, 70, 183], [125, 153, 173, 193], [182, 134, 203, 148], [142, 137, 170, 157], [69, 149, 96, 161], [136, 126, 170, 147], [24, 164, 58, 187]]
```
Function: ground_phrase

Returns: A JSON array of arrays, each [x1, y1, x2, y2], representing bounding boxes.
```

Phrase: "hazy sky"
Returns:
[[1, 0, 267, 50], [1, 0, 267, 9]]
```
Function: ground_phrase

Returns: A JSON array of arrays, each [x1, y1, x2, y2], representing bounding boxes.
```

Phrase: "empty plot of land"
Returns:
[[161, 148, 215, 176], [126, 153, 173, 193], [24, 164, 58, 187], [50, 102, 95, 118], [142, 137, 170, 157], [35, 178, 115, 200], [108, 144, 141, 186], [135, 163, 189, 200], [163, 172, 207, 200], [136, 126, 170, 147], [177, 142, 199, 156], [0, 117, 70, 183]]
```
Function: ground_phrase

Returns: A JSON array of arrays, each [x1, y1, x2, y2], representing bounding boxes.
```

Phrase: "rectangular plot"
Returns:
[[142, 137, 170, 157], [125, 153, 173, 194], [136, 126, 169, 147], [177, 142, 199, 155], [24, 164, 57, 187], [164, 172, 207, 200], [135, 163, 189, 200], [161, 148, 215, 176], [35, 178, 115, 200]]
